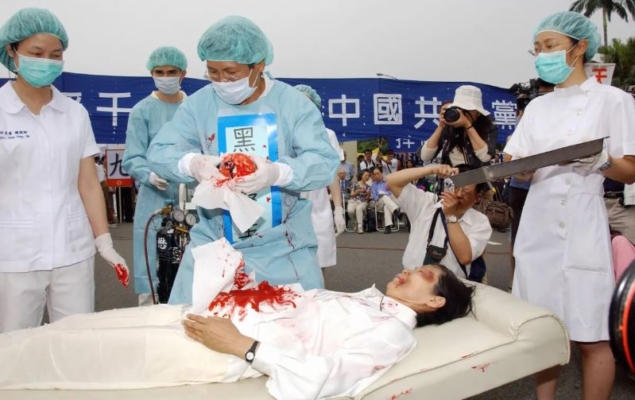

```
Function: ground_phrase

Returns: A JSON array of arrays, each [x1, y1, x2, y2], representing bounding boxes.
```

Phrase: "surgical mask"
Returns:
[[534, 46, 579, 85], [15, 54, 64, 88], [212, 70, 257, 105], [153, 77, 181, 95]]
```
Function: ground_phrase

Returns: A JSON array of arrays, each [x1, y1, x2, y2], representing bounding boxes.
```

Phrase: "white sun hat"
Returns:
[[451, 85, 490, 116]]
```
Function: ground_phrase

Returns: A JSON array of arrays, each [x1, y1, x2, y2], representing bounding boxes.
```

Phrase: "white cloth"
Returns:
[[359, 159, 376, 171], [0, 257, 95, 333], [395, 184, 492, 277], [504, 77, 635, 342], [624, 183, 635, 206], [305, 128, 340, 268], [381, 159, 399, 177], [0, 83, 99, 273], [0, 240, 416, 400], [376, 195, 400, 227]]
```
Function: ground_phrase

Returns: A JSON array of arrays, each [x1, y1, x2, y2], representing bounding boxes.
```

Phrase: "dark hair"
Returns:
[[364, 150, 372, 154], [416, 264, 475, 327], [453, 164, 490, 194], [385, 149, 394, 156], [358, 168, 370, 181], [371, 166, 382, 175]]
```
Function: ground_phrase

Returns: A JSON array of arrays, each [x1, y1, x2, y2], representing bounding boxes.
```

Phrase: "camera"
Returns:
[[509, 79, 555, 111], [443, 106, 462, 123]]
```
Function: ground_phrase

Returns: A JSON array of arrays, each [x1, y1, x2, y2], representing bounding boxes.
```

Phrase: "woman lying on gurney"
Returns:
[[0, 239, 474, 400]]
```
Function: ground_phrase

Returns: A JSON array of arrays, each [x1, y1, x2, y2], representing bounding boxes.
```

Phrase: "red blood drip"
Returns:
[[209, 133, 216, 142], [219, 153, 257, 179], [284, 230, 295, 250], [115, 264, 129, 287], [233, 260, 250, 289], [266, 196, 271, 202], [208, 281, 298, 320]]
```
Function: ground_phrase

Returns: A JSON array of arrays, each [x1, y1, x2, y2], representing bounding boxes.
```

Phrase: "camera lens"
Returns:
[[444, 107, 461, 123]]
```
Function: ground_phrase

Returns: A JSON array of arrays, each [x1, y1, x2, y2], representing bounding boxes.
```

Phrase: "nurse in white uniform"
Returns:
[[294, 85, 345, 270], [504, 11, 635, 400], [0, 8, 129, 333]]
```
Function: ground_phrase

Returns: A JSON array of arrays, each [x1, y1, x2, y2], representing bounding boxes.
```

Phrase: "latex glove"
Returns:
[[234, 155, 280, 194], [95, 233, 129, 287], [149, 172, 168, 190], [565, 150, 610, 172], [189, 154, 223, 182], [334, 206, 345, 237]]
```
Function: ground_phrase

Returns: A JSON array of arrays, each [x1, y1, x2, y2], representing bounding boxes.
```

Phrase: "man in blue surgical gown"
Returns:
[[147, 16, 339, 304], [123, 46, 188, 306]]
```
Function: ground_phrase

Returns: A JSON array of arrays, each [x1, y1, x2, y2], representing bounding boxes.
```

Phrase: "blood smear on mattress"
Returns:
[[387, 388, 412, 400]]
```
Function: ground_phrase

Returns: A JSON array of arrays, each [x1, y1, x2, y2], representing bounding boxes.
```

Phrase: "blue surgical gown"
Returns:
[[123, 94, 183, 295], [147, 80, 339, 304]]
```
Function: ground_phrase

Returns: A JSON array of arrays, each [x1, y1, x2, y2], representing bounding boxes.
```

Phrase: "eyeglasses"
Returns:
[[529, 42, 573, 57], [204, 65, 253, 83]]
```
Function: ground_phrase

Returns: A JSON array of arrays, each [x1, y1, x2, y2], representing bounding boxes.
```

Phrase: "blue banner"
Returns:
[[0, 72, 517, 148]]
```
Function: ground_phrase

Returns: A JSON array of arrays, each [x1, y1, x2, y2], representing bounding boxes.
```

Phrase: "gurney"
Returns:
[[0, 282, 569, 400]]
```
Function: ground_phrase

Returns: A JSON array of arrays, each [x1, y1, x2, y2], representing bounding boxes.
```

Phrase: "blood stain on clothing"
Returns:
[[209, 281, 299, 321], [386, 388, 412, 400], [208, 133, 216, 142], [115, 264, 128, 287], [461, 352, 476, 359], [284, 230, 295, 250], [266, 196, 271, 202], [471, 363, 491, 372]]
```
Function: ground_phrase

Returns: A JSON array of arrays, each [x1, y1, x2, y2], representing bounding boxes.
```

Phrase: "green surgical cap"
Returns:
[[534, 11, 601, 60], [295, 84, 321, 108], [146, 46, 188, 71], [197, 16, 273, 65], [0, 8, 68, 71]]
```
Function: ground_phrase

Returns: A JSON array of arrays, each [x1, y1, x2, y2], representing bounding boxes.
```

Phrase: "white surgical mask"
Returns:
[[153, 77, 181, 95], [212, 70, 258, 105]]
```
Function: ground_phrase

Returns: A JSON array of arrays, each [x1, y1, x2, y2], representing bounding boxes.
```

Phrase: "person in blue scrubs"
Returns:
[[123, 46, 188, 305], [147, 16, 339, 304]]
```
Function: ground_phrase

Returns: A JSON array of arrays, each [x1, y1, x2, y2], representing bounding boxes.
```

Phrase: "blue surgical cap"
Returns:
[[534, 11, 601, 60], [295, 84, 321, 108], [197, 16, 274, 65], [0, 8, 69, 71], [146, 46, 188, 71]]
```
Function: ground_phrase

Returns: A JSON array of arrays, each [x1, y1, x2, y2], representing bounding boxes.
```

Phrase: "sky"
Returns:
[[0, 0, 633, 88]]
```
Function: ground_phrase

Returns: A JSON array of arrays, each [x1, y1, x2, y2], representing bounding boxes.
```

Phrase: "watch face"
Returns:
[[246, 352, 254, 361]]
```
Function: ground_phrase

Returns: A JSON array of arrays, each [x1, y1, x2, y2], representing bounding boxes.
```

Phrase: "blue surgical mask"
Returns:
[[212, 70, 258, 105], [534, 46, 579, 85], [153, 77, 181, 95], [15, 54, 64, 88]]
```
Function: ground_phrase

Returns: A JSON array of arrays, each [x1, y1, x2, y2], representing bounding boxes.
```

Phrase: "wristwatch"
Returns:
[[598, 155, 612, 172], [447, 215, 459, 224], [245, 340, 260, 364]]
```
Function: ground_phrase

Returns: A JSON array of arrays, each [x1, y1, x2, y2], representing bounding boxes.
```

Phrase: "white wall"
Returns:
[[1, 0, 632, 87]]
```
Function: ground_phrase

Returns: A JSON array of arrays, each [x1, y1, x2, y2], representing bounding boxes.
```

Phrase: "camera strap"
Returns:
[[427, 208, 469, 278]]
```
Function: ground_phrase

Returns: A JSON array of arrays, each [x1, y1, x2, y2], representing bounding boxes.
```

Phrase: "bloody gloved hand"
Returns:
[[188, 155, 223, 182], [95, 233, 129, 287], [233, 155, 281, 194]]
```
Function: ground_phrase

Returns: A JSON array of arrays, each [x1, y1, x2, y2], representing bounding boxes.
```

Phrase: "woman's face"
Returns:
[[406, 160, 414, 168], [386, 265, 446, 313], [534, 31, 587, 66], [361, 171, 370, 182], [7, 34, 64, 63]]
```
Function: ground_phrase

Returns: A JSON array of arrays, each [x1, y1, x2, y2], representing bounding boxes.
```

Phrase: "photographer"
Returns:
[[386, 164, 492, 279], [418, 86, 498, 169]]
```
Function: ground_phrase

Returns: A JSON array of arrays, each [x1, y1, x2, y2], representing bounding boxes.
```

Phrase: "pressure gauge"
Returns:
[[185, 213, 197, 227], [171, 208, 186, 223]]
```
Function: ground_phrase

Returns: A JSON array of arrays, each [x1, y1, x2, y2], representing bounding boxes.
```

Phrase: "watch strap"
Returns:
[[245, 340, 259, 364]]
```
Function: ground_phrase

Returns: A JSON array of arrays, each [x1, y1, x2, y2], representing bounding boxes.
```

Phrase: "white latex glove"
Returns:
[[189, 154, 223, 182], [234, 155, 280, 194], [566, 150, 610, 172], [149, 172, 168, 190], [334, 206, 346, 237], [95, 233, 130, 287]]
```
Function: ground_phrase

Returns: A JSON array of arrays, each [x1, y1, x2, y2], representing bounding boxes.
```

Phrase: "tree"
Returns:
[[570, 0, 635, 47], [598, 37, 635, 87]]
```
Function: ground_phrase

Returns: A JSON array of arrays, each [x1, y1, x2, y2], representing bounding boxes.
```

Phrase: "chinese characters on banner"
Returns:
[[105, 148, 132, 187], [0, 73, 517, 147]]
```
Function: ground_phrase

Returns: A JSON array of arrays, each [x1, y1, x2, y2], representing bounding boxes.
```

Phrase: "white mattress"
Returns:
[[0, 283, 570, 400]]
